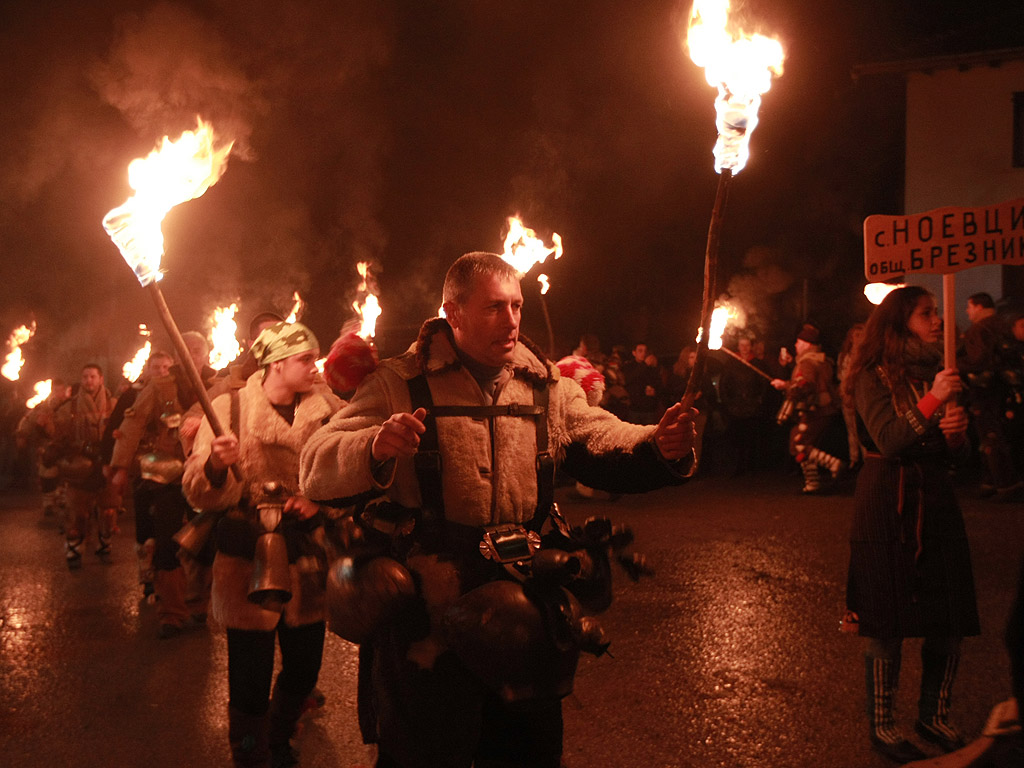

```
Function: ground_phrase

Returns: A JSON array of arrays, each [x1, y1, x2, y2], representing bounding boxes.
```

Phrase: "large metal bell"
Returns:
[[248, 532, 292, 610], [173, 509, 220, 559]]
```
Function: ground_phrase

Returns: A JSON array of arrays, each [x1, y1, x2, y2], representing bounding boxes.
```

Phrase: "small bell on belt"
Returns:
[[248, 481, 292, 610]]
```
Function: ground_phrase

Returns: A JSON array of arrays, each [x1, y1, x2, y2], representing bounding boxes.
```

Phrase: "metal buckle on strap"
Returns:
[[478, 524, 541, 565]]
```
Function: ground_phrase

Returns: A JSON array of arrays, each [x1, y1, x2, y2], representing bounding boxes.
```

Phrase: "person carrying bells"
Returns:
[[299, 251, 697, 768], [182, 322, 343, 768]]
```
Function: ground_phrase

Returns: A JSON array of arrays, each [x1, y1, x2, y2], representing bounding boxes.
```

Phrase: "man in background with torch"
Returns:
[[110, 337, 215, 638], [16, 378, 72, 522], [51, 364, 119, 569], [300, 251, 697, 768]]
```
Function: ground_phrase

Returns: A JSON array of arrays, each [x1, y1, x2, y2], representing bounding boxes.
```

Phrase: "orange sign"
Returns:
[[863, 198, 1024, 280]]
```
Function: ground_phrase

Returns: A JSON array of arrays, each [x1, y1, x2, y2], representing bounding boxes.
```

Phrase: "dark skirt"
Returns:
[[846, 455, 980, 639]]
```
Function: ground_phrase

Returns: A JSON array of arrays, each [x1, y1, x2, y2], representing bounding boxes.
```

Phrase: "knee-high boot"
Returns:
[[865, 654, 926, 762], [915, 647, 966, 752], [229, 706, 270, 768], [268, 679, 308, 768]]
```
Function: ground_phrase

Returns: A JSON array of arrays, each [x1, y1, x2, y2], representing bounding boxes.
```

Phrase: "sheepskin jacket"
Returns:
[[300, 319, 688, 529], [182, 372, 343, 630]]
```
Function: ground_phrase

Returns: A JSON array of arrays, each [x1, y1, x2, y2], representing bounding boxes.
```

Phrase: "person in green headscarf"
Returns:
[[183, 321, 344, 768]]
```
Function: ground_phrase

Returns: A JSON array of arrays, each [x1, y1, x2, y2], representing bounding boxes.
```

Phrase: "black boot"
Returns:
[[268, 680, 307, 768], [865, 654, 927, 763], [228, 706, 270, 768], [915, 647, 967, 753]]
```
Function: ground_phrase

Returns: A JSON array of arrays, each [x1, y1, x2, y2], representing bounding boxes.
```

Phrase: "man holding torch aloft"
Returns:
[[300, 252, 696, 768]]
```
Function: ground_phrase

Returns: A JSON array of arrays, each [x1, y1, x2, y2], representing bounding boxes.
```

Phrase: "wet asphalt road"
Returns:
[[1, 471, 1020, 768]]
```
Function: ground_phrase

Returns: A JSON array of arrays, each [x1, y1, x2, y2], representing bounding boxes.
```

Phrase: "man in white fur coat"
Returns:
[[183, 321, 343, 768], [300, 252, 697, 768]]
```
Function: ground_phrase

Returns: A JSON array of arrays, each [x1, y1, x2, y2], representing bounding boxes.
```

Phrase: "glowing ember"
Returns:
[[501, 216, 563, 292], [209, 303, 241, 370], [102, 117, 234, 286], [696, 303, 740, 350], [285, 292, 305, 324], [26, 379, 52, 409], [538, 274, 551, 295], [3, 323, 36, 381], [687, 0, 784, 173], [353, 262, 382, 340], [864, 282, 905, 305]]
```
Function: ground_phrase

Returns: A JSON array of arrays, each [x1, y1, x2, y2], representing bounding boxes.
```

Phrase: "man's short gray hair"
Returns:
[[442, 252, 520, 307], [181, 330, 209, 355]]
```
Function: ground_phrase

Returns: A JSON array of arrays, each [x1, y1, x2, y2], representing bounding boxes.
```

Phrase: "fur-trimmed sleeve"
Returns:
[[549, 375, 656, 458], [181, 392, 243, 510], [299, 367, 401, 502]]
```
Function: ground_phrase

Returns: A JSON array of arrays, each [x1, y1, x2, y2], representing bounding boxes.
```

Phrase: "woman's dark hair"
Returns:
[[842, 286, 932, 409]]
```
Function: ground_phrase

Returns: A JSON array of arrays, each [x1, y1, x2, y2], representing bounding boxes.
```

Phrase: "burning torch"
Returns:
[[3, 323, 36, 382], [500, 216, 563, 357], [102, 117, 240, 479], [682, 0, 783, 406]]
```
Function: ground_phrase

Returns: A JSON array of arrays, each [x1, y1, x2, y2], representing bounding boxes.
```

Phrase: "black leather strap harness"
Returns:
[[406, 373, 554, 536]]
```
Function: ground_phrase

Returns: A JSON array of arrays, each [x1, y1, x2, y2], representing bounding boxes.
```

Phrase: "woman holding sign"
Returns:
[[841, 286, 979, 762]]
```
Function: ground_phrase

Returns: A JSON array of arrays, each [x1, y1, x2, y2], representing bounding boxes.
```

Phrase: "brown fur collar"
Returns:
[[413, 317, 555, 385]]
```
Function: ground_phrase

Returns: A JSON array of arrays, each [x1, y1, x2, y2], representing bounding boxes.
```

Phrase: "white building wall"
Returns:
[[904, 60, 1024, 326]]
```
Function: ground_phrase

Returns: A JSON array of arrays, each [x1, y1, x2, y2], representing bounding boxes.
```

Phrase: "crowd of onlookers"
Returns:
[[557, 291, 1024, 497]]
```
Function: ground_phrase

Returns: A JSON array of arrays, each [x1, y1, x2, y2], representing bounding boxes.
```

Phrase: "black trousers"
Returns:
[[226, 620, 325, 717]]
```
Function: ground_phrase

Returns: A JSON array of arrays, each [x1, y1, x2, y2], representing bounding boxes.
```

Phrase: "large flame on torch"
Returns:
[[102, 117, 233, 286], [501, 216, 563, 290], [687, 0, 784, 173], [3, 323, 36, 381], [696, 303, 739, 350], [209, 304, 241, 370], [26, 380, 52, 409], [353, 262, 382, 340]]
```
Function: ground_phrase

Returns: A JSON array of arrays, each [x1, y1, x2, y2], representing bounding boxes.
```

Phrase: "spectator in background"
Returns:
[[623, 342, 662, 424], [719, 337, 768, 477], [601, 346, 630, 419], [959, 293, 1022, 501], [838, 323, 866, 469]]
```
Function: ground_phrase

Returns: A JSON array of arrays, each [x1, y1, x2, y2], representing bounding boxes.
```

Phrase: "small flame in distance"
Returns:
[[209, 304, 241, 371], [26, 379, 52, 409], [3, 323, 36, 381]]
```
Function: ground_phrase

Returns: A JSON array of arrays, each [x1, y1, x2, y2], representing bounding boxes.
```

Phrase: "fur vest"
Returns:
[[182, 373, 343, 630], [300, 319, 659, 528]]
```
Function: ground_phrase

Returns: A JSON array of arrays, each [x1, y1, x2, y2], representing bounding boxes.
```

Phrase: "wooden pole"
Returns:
[[146, 281, 242, 480], [943, 273, 956, 368], [719, 346, 772, 381], [683, 168, 732, 408], [538, 291, 556, 359]]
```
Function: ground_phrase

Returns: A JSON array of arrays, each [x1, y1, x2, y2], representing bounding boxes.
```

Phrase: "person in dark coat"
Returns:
[[842, 286, 980, 763]]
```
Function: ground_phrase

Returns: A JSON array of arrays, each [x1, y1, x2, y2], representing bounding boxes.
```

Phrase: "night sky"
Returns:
[[2, 0, 1022, 385]]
